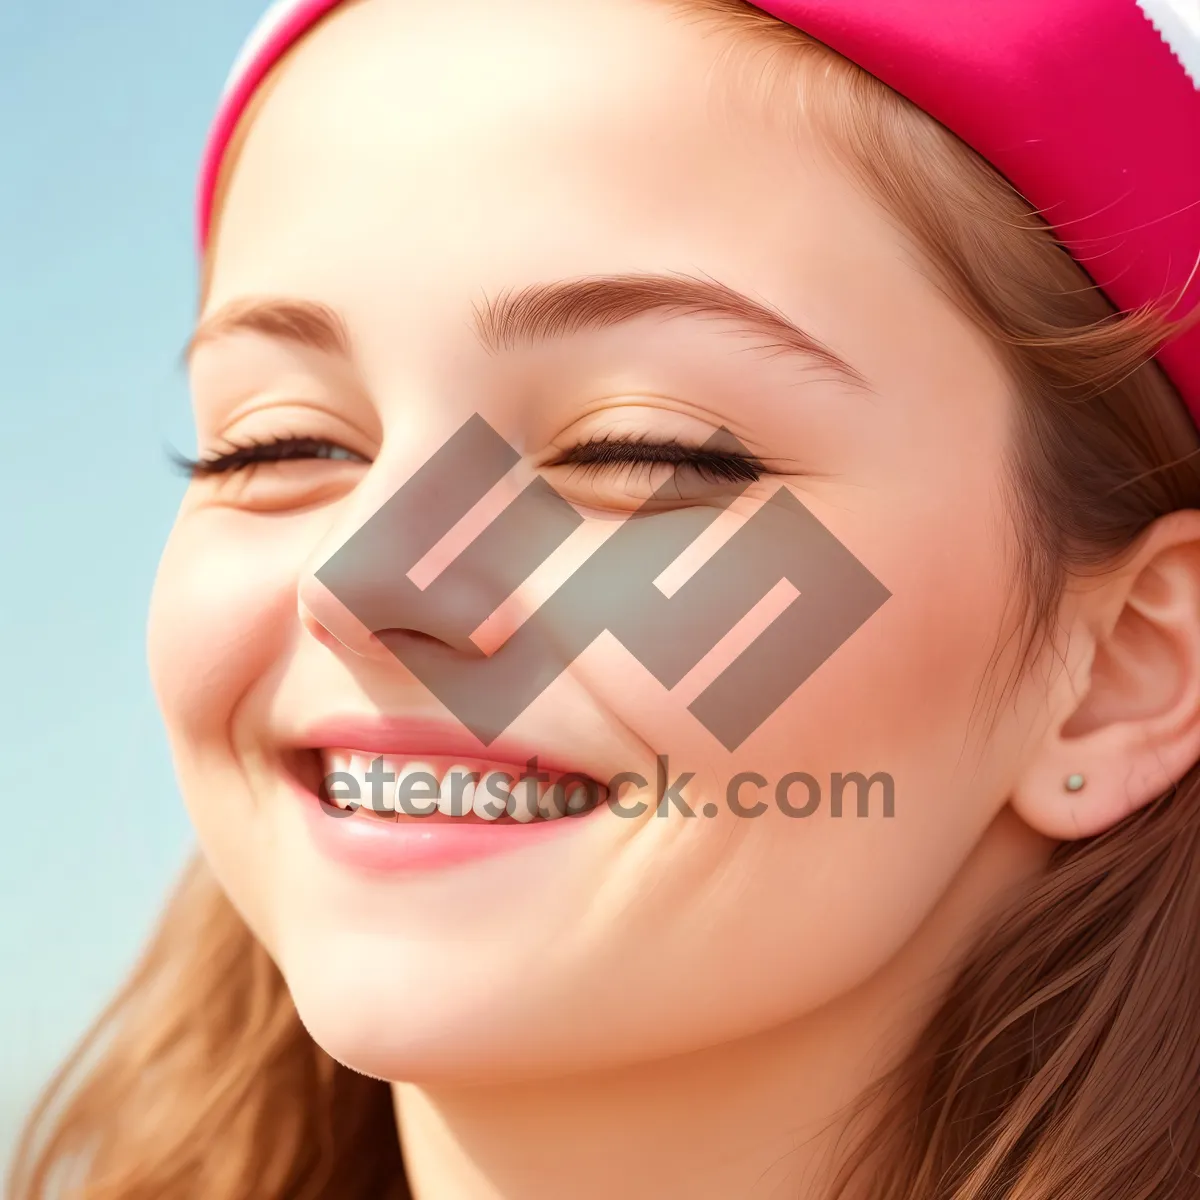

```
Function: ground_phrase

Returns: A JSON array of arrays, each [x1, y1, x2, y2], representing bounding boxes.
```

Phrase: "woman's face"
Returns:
[[149, 0, 1046, 1082]]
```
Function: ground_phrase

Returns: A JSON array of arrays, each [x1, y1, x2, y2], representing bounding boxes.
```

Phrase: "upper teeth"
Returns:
[[319, 752, 604, 821], [438, 764, 476, 818]]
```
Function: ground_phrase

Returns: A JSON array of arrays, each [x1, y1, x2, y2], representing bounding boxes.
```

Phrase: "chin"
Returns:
[[275, 934, 572, 1085]]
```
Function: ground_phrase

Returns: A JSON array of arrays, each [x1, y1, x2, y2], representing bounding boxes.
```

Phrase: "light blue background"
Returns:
[[0, 1, 271, 1172]]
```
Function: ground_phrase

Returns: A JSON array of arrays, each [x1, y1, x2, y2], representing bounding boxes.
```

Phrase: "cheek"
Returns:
[[566, 473, 1016, 789], [147, 505, 326, 950], [742, 539, 1019, 1006], [147, 508, 305, 743], [514, 494, 1022, 1034], [844, 540, 1013, 753]]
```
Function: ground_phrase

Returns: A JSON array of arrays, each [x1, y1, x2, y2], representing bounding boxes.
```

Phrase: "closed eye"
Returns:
[[546, 433, 765, 485], [170, 435, 369, 478], [169, 431, 768, 500]]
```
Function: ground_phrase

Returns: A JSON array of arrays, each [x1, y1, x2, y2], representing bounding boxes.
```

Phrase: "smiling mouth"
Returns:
[[291, 749, 609, 825]]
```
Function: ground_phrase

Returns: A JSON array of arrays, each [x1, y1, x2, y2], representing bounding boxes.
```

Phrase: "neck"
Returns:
[[392, 808, 1052, 1200]]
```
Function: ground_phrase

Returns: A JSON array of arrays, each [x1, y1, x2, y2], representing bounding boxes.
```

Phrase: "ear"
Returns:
[[1010, 509, 1200, 841]]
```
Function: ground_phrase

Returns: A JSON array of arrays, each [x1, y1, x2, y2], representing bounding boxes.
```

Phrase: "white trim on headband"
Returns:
[[220, 0, 304, 101], [223, 1, 1200, 100], [1136, 0, 1200, 85]]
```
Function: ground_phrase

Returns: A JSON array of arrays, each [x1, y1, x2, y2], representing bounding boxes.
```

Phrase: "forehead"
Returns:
[[203, 0, 939, 385]]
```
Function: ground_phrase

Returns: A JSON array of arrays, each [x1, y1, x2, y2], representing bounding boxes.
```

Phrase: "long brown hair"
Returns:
[[11, 3, 1200, 1196]]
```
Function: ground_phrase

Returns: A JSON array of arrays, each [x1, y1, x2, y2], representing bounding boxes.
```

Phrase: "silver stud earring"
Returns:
[[1064, 773, 1086, 792]]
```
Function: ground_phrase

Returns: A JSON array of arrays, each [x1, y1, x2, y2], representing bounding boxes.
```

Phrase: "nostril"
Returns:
[[377, 628, 445, 647], [299, 600, 352, 653], [296, 581, 389, 660], [374, 627, 464, 661]]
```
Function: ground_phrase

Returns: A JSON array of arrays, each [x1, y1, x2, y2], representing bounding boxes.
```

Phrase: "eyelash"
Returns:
[[170, 436, 367, 477], [171, 433, 765, 485], [546, 433, 764, 484]]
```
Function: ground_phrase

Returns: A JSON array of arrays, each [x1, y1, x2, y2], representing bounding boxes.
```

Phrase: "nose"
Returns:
[[293, 483, 528, 667], [300, 423, 586, 654], [294, 413, 589, 691], [293, 419, 506, 662], [296, 507, 517, 663], [297, 572, 396, 661]]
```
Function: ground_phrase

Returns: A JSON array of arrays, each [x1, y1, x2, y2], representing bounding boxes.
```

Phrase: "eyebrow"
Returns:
[[185, 271, 867, 388], [184, 296, 352, 363]]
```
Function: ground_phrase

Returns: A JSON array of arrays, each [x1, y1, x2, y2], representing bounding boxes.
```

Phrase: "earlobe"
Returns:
[[1009, 512, 1200, 842], [1010, 746, 1178, 841]]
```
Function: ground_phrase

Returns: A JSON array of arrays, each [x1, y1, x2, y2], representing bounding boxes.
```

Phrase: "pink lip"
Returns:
[[293, 714, 578, 777], [286, 714, 608, 873], [288, 776, 602, 872]]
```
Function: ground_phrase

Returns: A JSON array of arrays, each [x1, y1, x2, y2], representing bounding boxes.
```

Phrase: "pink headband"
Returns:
[[196, 0, 1200, 422]]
